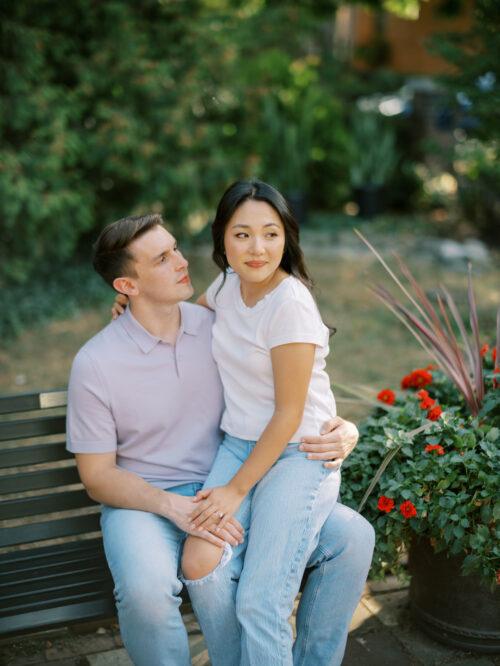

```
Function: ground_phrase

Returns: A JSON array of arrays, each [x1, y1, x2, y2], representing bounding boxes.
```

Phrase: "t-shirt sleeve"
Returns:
[[205, 272, 226, 310], [66, 350, 117, 453], [265, 296, 328, 349]]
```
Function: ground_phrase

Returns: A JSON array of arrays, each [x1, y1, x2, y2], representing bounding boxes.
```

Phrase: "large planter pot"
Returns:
[[409, 537, 500, 653]]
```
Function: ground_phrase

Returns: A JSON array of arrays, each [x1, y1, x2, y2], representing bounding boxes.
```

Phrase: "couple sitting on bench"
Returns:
[[68, 180, 374, 666]]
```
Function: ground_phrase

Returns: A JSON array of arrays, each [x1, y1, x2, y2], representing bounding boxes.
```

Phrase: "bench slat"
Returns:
[[0, 597, 116, 635], [0, 442, 72, 469], [0, 489, 95, 520], [0, 513, 101, 548], [0, 539, 104, 569], [0, 416, 66, 442], [0, 391, 67, 415], [0, 465, 80, 495], [1, 570, 113, 605], [0, 555, 106, 585]]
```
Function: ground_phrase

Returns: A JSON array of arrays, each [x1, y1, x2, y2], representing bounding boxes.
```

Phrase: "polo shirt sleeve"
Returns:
[[265, 296, 328, 350], [66, 349, 117, 453], [205, 272, 226, 309]]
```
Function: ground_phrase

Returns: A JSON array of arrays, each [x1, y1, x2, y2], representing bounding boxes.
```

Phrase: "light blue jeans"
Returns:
[[184, 434, 343, 665], [101, 471, 374, 666]]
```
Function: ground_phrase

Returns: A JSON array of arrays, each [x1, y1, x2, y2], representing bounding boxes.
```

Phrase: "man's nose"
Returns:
[[176, 251, 189, 269]]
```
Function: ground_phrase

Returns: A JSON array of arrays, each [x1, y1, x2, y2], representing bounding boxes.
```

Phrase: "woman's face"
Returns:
[[223, 199, 286, 285]]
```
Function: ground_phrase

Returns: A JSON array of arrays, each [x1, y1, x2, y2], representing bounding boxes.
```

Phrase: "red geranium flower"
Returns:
[[377, 389, 396, 405], [480, 343, 489, 357], [497, 570, 500, 585], [424, 443, 445, 455], [419, 395, 436, 410], [493, 348, 497, 364], [401, 368, 433, 390], [494, 367, 499, 389], [377, 496, 395, 513], [400, 500, 417, 519], [427, 405, 443, 421]]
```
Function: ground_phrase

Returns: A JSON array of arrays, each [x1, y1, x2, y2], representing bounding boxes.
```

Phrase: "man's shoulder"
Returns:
[[182, 301, 215, 327], [72, 320, 120, 371]]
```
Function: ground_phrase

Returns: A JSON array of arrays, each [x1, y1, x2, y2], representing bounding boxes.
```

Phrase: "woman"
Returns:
[[181, 180, 341, 665]]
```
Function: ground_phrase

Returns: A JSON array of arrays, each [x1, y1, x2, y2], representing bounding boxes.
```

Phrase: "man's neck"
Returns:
[[129, 300, 181, 345]]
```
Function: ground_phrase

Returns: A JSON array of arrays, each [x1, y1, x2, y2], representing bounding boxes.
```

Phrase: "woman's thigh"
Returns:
[[237, 453, 340, 602]]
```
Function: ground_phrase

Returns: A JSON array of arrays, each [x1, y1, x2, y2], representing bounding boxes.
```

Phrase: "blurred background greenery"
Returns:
[[1, 0, 499, 399]]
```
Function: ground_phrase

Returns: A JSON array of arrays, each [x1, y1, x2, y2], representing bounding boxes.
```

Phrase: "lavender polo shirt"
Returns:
[[66, 303, 224, 489]]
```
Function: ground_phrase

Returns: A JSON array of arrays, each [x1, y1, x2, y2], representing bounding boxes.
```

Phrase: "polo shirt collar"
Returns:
[[119, 302, 201, 354]]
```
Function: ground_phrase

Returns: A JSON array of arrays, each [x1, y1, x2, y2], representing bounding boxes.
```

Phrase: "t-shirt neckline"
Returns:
[[235, 274, 292, 313]]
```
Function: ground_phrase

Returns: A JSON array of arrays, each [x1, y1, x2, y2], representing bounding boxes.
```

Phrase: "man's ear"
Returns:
[[112, 276, 139, 296]]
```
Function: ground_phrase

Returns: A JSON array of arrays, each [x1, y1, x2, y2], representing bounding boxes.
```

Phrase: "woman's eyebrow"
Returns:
[[231, 223, 280, 229]]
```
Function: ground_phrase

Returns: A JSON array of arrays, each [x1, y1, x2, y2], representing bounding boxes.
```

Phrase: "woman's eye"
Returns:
[[235, 233, 248, 239]]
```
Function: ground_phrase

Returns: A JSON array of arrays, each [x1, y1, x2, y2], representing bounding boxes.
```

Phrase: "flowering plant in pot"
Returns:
[[340, 233, 500, 651]]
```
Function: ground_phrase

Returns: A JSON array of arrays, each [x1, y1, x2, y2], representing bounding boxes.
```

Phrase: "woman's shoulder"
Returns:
[[275, 275, 315, 306]]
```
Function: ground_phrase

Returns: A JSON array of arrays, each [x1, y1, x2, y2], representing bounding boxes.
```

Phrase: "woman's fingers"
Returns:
[[190, 505, 220, 528], [193, 489, 212, 503]]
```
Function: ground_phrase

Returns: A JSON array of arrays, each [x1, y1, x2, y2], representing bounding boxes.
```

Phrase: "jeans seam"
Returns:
[[277, 465, 330, 661], [295, 562, 325, 665]]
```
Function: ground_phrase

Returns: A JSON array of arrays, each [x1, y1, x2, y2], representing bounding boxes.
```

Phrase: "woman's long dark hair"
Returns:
[[211, 179, 314, 291]]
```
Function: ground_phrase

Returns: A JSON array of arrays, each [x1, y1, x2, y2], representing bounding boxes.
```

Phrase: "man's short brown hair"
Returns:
[[92, 214, 164, 287]]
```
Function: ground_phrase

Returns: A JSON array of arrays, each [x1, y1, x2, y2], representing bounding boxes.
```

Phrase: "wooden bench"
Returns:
[[0, 389, 116, 635]]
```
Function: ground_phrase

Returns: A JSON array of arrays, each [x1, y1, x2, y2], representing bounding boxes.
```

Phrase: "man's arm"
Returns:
[[75, 452, 243, 547], [300, 416, 359, 469]]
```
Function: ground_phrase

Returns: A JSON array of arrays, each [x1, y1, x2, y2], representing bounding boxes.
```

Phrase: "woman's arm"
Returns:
[[196, 292, 212, 309], [189, 342, 316, 531]]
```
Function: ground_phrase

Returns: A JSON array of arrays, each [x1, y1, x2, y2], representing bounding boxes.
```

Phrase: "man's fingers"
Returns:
[[301, 442, 342, 453], [221, 521, 244, 543], [199, 529, 225, 548], [215, 528, 238, 547], [324, 459, 343, 469], [305, 451, 342, 460]]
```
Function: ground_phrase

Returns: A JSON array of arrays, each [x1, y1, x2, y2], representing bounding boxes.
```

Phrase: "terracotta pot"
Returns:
[[409, 537, 500, 653]]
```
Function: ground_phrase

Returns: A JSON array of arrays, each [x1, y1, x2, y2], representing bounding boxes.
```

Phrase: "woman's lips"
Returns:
[[245, 261, 266, 268], [178, 275, 191, 284]]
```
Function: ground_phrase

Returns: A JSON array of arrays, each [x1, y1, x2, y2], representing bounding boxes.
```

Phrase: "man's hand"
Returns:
[[300, 416, 359, 469], [167, 492, 244, 547]]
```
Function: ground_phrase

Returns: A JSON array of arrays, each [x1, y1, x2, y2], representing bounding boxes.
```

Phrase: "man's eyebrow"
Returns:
[[152, 245, 175, 261]]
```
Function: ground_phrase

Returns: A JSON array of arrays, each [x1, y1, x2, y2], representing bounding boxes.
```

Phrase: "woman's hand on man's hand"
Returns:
[[189, 484, 245, 533], [300, 416, 359, 469], [111, 293, 129, 319]]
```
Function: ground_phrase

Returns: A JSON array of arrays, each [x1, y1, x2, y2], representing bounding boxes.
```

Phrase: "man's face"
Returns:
[[127, 225, 194, 305]]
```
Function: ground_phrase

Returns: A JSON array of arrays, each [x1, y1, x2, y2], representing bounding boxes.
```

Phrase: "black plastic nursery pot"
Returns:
[[353, 185, 385, 219], [409, 538, 500, 653], [286, 191, 308, 226]]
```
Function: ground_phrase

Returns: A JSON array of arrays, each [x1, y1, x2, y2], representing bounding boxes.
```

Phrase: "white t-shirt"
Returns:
[[206, 271, 336, 442]]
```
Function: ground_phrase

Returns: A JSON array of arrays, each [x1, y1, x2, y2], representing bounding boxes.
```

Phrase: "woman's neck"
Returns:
[[239, 269, 288, 308]]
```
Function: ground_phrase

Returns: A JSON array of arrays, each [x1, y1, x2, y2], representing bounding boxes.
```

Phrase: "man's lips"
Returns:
[[245, 261, 267, 268]]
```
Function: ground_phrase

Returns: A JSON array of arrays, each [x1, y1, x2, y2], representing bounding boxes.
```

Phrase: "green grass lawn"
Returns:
[[1, 229, 498, 424]]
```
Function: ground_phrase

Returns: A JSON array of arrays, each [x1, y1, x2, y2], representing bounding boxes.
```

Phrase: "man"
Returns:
[[67, 213, 374, 666]]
